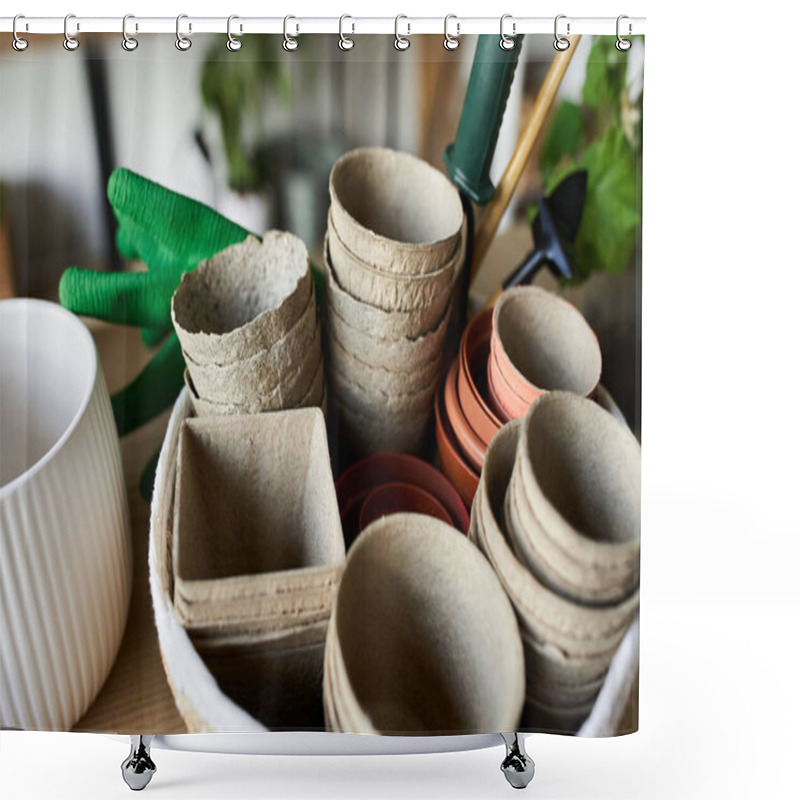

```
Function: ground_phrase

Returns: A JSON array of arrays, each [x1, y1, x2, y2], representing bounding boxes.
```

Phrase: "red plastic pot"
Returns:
[[336, 451, 470, 547], [359, 482, 452, 530]]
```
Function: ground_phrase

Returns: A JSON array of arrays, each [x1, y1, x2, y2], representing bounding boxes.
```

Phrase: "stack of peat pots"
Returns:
[[172, 232, 325, 417], [323, 147, 465, 460], [436, 286, 603, 509], [470, 392, 641, 732]]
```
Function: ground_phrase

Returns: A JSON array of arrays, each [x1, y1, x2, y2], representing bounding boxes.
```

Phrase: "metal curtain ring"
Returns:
[[122, 14, 138, 51], [500, 14, 516, 51], [283, 15, 298, 51], [227, 15, 242, 51], [443, 14, 460, 51], [12, 14, 28, 52], [553, 14, 570, 51], [616, 15, 632, 51], [63, 14, 79, 51], [175, 14, 192, 51], [394, 15, 410, 51], [339, 15, 354, 51]]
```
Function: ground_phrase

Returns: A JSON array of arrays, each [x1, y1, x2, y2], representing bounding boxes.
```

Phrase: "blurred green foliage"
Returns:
[[531, 36, 643, 283], [200, 36, 293, 192]]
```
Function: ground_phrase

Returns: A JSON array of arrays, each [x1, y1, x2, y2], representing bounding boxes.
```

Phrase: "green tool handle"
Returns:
[[443, 34, 523, 206]]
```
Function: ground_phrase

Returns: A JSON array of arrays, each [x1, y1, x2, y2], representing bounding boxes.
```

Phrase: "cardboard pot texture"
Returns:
[[324, 513, 525, 734], [172, 232, 312, 367], [173, 409, 344, 593], [185, 359, 325, 418], [327, 211, 461, 312], [472, 422, 638, 732], [515, 392, 641, 605], [323, 249, 451, 341], [329, 147, 464, 274], [472, 422, 638, 656], [491, 287, 602, 411], [323, 283, 452, 372], [185, 296, 320, 406], [170, 408, 345, 730], [326, 329, 441, 396]]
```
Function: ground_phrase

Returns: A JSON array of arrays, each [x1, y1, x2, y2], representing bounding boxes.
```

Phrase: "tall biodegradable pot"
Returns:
[[328, 147, 464, 274], [0, 299, 132, 730]]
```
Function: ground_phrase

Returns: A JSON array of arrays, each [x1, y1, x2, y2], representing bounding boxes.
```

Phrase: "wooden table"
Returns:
[[73, 320, 186, 734]]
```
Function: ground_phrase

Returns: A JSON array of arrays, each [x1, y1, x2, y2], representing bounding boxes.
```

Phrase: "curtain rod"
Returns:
[[0, 16, 646, 37]]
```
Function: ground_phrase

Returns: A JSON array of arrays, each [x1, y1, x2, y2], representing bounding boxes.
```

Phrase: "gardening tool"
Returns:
[[470, 35, 581, 287], [444, 34, 581, 331], [443, 33, 523, 330], [483, 168, 588, 310]]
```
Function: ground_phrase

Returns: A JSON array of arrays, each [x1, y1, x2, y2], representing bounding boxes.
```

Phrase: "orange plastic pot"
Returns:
[[457, 308, 503, 447], [435, 360, 480, 508]]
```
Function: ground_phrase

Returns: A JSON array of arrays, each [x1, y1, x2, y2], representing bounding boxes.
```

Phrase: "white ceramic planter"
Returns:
[[0, 299, 132, 730]]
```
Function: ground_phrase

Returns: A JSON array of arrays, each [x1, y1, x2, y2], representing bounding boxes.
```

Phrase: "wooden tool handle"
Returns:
[[471, 35, 581, 287], [483, 286, 504, 312]]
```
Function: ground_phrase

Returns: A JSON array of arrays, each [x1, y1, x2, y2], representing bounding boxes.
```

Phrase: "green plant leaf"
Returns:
[[571, 127, 639, 280], [539, 101, 584, 182], [582, 37, 627, 131]]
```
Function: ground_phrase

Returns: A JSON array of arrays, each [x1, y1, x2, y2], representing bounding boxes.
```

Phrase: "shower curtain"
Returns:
[[0, 24, 644, 738]]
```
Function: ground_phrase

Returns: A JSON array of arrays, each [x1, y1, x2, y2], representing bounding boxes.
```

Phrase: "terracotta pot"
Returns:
[[457, 308, 504, 446], [335, 452, 470, 548], [487, 349, 530, 421], [443, 356, 486, 472], [359, 482, 452, 530], [434, 364, 480, 508], [485, 354, 512, 424], [490, 287, 602, 419]]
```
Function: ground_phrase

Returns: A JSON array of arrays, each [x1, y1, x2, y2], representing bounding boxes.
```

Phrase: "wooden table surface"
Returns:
[[73, 320, 186, 734]]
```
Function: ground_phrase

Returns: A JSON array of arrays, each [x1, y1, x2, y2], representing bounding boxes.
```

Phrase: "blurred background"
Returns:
[[0, 33, 643, 430]]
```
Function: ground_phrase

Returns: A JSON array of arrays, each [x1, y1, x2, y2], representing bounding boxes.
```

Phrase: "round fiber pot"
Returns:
[[457, 308, 504, 446], [325, 513, 525, 734], [516, 392, 641, 605], [472, 420, 638, 657], [490, 287, 602, 418], [323, 247, 451, 342], [326, 329, 441, 396], [336, 452, 469, 546], [0, 299, 132, 730], [359, 483, 451, 530], [172, 232, 312, 367], [328, 147, 464, 274], [327, 212, 461, 312], [185, 299, 319, 406], [434, 372, 479, 508]]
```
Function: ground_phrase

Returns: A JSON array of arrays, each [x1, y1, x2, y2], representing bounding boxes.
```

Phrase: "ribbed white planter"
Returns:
[[0, 299, 132, 730]]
